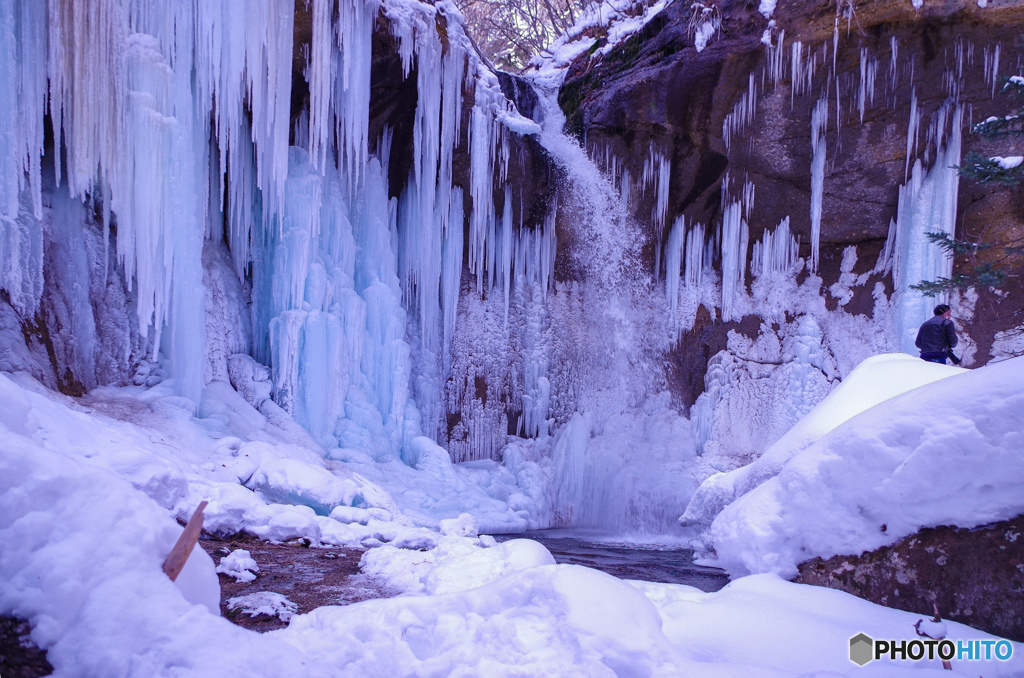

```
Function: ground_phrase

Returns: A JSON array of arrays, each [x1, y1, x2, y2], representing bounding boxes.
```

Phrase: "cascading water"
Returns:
[[526, 83, 702, 536]]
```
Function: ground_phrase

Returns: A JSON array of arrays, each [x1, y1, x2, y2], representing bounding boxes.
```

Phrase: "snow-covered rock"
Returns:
[[709, 356, 1024, 578], [681, 353, 964, 532], [216, 549, 260, 582], [227, 592, 298, 622]]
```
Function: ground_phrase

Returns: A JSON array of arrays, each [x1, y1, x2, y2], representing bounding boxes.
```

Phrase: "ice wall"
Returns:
[[0, 0, 543, 466]]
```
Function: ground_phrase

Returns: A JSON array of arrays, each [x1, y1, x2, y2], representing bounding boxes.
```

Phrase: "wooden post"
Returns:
[[162, 501, 209, 582], [932, 604, 953, 671]]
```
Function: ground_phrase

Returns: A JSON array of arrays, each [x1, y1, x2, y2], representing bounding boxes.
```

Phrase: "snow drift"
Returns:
[[710, 355, 1024, 578]]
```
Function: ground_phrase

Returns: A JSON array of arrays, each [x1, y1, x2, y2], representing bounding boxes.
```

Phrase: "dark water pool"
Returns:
[[493, 530, 730, 592]]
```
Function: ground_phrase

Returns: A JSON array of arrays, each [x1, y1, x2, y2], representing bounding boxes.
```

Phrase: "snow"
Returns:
[[710, 356, 1024, 578], [361, 536, 556, 595], [992, 155, 1024, 170], [3, 0, 1024, 673], [3, 361, 1023, 676], [759, 0, 777, 18], [174, 545, 223, 616], [526, 0, 673, 86], [216, 549, 260, 582], [227, 592, 298, 622], [681, 353, 964, 531]]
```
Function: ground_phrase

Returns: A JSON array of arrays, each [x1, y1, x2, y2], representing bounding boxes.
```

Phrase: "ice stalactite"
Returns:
[[858, 48, 877, 124], [904, 89, 921, 179], [642, 145, 671, 276], [751, 217, 799, 278], [723, 74, 757, 153], [665, 216, 713, 328], [790, 41, 818, 104], [887, 105, 963, 355], [665, 217, 684, 322], [686, 221, 711, 289], [765, 30, 786, 88], [983, 43, 1001, 97], [719, 177, 753, 322], [0, 0, 544, 467], [0, 0, 45, 226], [809, 97, 828, 274]]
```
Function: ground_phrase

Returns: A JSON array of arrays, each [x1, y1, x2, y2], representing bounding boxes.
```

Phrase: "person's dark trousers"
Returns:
[[920, 351, 947, 364]]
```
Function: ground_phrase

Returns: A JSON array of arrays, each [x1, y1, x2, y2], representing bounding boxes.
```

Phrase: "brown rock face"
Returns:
[[797, 515, 1024, 641], [561, 0, 1024, 371]]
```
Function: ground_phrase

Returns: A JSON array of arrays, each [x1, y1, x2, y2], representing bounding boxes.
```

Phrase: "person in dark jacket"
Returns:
[[915, 304, 958, 364]]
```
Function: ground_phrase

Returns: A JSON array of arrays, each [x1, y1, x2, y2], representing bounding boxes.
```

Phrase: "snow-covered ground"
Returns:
[[2, 357, 1023, 676]]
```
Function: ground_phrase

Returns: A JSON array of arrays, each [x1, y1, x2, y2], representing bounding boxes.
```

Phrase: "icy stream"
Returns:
[[495, 530, 730, 591]]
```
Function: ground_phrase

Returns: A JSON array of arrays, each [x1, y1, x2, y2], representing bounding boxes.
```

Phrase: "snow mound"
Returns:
[[227, 592, 298, 622], [710, 356, 1024, 577], [681, 353, 964, 531], [216, 549, 260, 582], [361, 536, 556, 596], [439, 512, 479, 538], [277, 563, 678, 676]]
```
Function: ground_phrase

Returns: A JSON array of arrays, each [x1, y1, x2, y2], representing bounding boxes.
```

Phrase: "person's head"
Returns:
[[934, 304, 951, 317]]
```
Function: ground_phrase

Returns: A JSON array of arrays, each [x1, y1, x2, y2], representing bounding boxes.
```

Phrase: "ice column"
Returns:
[[890, 105, 963, 355], [809, 97, 828, 273], [719, 177, 754, 321]]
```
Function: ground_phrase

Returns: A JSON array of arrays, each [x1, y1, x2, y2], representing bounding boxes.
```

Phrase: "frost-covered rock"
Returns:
[[227, 592, 298, 622]]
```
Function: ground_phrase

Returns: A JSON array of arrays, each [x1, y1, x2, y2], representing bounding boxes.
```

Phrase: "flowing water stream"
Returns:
[[495, 530, 729, 591]]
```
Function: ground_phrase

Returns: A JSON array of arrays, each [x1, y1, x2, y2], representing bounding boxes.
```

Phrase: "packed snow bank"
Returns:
[[282, 538, 1022, 676], [635, 574, 1024, 677], [4, 416, 1020, 675], [681, 353, 964, 531], [0, 369, 530, 543], [0, 433, 323, 677], [710, 356, 1024, 578]]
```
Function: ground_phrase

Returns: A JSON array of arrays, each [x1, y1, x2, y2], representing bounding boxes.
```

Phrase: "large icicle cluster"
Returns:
[[0, 0, 542, 465]]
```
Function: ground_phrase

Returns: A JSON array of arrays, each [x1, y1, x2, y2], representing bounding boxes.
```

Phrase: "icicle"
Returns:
[[791, 41, 803, 107], [766, 29, 785, 88], [984, 43, 1001, 97], [889, 36, 899, 100], [905, 88, 920, 179], [751, 216, 799, 277], [858, 48, 877, 124], [642, 145, 671, 275], [723, 73, 758, 153], [685, 221, 706, 288], [809, 97, 828, 274], [719, 177, 751, 321], [665, 215, 684, 321]]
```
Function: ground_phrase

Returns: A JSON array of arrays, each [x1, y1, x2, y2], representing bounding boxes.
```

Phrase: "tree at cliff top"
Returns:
[[455, 0, 587, 71], [913, 77, 1024, 297]]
